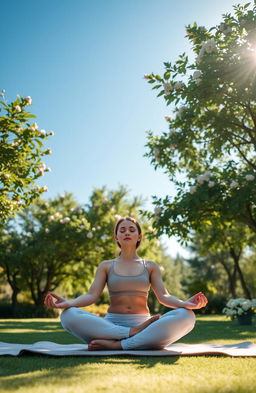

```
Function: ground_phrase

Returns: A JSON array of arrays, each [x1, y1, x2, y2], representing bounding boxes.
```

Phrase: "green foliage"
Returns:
[[0, 185, 164, 309], [0, 92, 54, 222], [142, 2, 256, 240]]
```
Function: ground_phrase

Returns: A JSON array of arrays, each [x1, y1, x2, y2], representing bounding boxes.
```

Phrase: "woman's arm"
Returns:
[[149, 261, 208, 309], [44, 261, 108, 309]]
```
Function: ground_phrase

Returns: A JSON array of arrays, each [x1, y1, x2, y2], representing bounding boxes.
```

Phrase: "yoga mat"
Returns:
[[0, 341, 255, 357]]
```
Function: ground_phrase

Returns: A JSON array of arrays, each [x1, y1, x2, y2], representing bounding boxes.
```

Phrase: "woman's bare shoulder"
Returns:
[[98, 259, 114, 271], [144, 260, 159, 272]]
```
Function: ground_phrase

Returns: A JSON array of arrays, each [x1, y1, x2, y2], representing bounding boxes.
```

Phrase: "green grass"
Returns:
[[0, 315, 256, 393]]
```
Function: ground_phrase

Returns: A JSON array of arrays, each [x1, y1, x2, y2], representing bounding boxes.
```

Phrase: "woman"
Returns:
[[44, 216, 208, 350]]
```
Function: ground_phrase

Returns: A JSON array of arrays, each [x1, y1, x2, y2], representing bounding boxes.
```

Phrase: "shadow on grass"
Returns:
[[1, 352, 179, 393], [187, 316, 256, 343], [0, 317, 255, 393]]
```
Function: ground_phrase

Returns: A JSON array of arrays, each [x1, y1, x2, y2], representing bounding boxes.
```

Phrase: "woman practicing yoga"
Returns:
[[44, 216, 208, 350]]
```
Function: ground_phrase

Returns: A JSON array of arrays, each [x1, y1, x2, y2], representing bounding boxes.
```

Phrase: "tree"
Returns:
[[141, 3, 256, 244], [0, 91, 53, 221], [0, 185, 164, 310], [187, 222, 254, 299]]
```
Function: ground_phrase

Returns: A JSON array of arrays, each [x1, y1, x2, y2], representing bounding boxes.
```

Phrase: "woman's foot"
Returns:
[[129, 314, 160, 337], [88, 339, 121, 351]]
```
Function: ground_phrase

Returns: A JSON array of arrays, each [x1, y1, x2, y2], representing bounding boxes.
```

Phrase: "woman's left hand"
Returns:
[[183, 292, 208, 310]]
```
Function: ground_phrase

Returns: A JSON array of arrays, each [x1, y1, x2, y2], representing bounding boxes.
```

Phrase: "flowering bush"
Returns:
[[222, 298, 256, 320], [0, 91, 54, 221]]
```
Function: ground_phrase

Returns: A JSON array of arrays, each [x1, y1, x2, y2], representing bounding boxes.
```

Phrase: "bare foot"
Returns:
[[129, 314, 160, 337], [88, 339, 122, 351]]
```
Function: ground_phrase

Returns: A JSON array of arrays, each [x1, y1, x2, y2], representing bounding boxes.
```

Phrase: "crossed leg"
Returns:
[[60, 307, 159, 345], [89, 308, 196, 350]]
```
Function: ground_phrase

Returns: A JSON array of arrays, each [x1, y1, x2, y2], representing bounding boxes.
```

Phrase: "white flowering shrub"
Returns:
[[0, 91, 54, 221], [142, 2, 256, 244], [222, 298, 256, 320]]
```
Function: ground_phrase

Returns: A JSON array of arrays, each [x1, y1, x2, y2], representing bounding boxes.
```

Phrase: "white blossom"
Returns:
[[189, 185, 197, 194], [230, 180, 239, 188], [87, 231, 93, 239], [153, 147, 160, 162], [245, 174, 255, 181], [196, 39, 217, 63], [144, 74, 151, 80], [237, 307, 244, 315], [177, 106, 187, 119], [15, 105, 21, 112], [208, 181, 215, 188], [163, 82, 173, 95], [114, 214, 122, 220], [174, 81, 184, 90], [197, 175, 206, 184], [40, 129, 47, 136], [204, 39, 218, 53], [219, 23, 225, 32], [43, 186, 48, 192], [45, 167, 51, 172], [45, 228, 50, 233], [25, 96, 32, 105], [63, 217, 70, 223], [241, 301, 251, 311], [4, 174, 11, 179], [154, 206, 162, 215], [48, 215, 55, 221], [193, 70, 202, 80], [223, 26, 232, 35], [164, 115, 172, 121]]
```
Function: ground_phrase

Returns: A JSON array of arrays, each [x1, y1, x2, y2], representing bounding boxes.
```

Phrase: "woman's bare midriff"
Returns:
[[107, 295, 150, 314]]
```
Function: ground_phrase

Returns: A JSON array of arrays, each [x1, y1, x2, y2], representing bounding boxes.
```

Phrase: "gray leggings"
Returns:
[[60, 307, 196, 350]]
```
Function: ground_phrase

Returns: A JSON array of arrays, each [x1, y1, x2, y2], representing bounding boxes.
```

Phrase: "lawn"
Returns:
[[0, 314, 255, 393]]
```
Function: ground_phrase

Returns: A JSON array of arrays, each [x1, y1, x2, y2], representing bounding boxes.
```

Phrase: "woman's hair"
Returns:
[[114, 216, 142, 253]]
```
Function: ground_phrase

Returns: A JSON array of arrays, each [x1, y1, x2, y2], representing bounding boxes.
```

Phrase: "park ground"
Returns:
[[0, 315, 256, 393]]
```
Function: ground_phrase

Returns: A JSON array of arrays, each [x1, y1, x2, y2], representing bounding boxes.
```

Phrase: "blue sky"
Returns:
[[1, 0, 245, 256]]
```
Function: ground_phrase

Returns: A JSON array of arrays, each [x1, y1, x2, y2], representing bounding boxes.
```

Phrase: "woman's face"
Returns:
[[115, 219, 141, 248]]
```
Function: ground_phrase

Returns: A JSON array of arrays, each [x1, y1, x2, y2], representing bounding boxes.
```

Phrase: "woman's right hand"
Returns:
[[44, 293, 72, 309]]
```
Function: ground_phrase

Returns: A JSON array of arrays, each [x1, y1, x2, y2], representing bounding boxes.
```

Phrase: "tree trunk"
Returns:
[[219, 255, 237, 298], [230, 247, 252, 299]]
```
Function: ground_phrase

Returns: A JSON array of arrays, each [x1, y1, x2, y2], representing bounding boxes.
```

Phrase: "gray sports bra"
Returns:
[[107, 259, 151, 297]]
